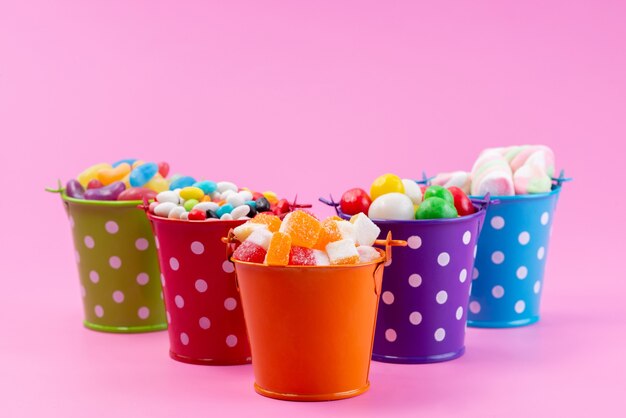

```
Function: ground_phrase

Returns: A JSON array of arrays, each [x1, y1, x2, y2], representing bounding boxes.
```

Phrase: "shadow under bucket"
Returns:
[[468, 179, 568, 328], [322, 196, 488, 364], [230, 234, 403, 401], [147, 213, 251, 365], [55, 191, 166, 333]]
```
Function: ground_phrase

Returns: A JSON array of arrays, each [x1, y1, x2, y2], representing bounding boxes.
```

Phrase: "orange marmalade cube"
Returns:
[[279, 210, 321, 249], [314, 218, 342, 250], [250, 212, 282, 232], [265, 232, 292, 266]]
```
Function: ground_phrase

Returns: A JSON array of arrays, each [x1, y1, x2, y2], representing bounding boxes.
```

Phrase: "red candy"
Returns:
[[448, 186, 475, 216], [274, 199, 291, 216], [289, 246, 316, 265], [87, 179, 103, 189], [188, 208, 207, 220], [340, 188, 372, 216], [233, 241, 267, 263], [117, 187, 158, 201], [157, 161, 170, 178]]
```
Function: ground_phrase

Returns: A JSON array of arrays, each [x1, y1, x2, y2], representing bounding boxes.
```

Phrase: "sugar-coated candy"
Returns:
[[447, 186, 475, 216], [289, 246, 316, 266], [431, 171, 471, 195], [231, 205, 251, 220], [255, 197, 271, 213], [169, 176, 196, 190], [188, 208, 207, 220], [216, 204, 234, 218], [415, 197, 458, 219], [370, 173, 405, 201], [117, 187, 157, 201], [336, 220, 357, 243], [247, 228, 273, 250], [357, 246, 381, 263], [233, 241, 267, 263], [156, 191, 179, 204], [326, 239, 360, 265], [314, 218, 342, 251], [217, 181, 238, 193], [77, 163, 111, 187], [129, 162, 158, 187], [312, 249, 330, 266], [98, 163, 131, 186], [279, 210, 321, 249], [183, 199, 199, 211], [368, 192, 414, 220], [265, 232, 292, 266], [233, 222, 268, 242], [180, 187, 204, 201], [154, 202, 177, 217], [423, 185, 454, 206], [65, 179, 85, 199], [84, 181, 126, 201], [87, 179, 103, 189], [350, 213, 381, 246], [250, 212, 282, 232], [340, 188, 372, 216], [168, 206, 187, 219]]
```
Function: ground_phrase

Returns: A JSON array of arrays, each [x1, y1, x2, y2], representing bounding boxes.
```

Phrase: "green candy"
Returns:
[[183, 199, 199, 211], [423, 185, 454, 206], [415, 197, 458, 219]]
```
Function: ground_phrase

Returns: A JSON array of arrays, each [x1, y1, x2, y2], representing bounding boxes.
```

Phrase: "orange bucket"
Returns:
[[229, 233, 405, 401]]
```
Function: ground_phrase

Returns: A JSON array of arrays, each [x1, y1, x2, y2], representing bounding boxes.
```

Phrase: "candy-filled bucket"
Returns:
[[468, 177, 569, 328], [322, 196, 489, 364], [147, 213, 251, 365], [229, 234, 403, 401], [52, 190, 166, 333]]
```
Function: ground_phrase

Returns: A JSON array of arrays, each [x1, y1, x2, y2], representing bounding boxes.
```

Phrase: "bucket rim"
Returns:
[[469, 183, 562, 202], [232, 248, 386, 270], [58, 190, 148, 207], [146, 211, 247, 225]]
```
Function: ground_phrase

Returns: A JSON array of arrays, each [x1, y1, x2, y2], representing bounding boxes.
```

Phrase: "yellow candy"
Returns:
[[121, 174, 131, 189], [96, 163, 131, 186], [370, 173, 405, 201], [179, 186, 204, 201], [77, 163, 112, 187], [262, 191, 278, 204], [145, 174, 169, 193], [132, 160, 145, 169]]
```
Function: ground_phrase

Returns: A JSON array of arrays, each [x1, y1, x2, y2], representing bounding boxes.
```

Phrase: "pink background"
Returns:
[[1, 1, 625, 416]]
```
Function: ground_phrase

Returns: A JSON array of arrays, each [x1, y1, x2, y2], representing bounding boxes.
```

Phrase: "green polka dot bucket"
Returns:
[[56, 190, 167, 333]]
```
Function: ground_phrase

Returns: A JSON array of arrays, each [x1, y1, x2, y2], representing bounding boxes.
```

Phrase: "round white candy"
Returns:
[[168, 206, 186, 219], [220, 213, 234, 220], [238, 190, 253, 202], [154, 202, 177, 217], [156, 191, 179, 204], [193, 202, 219, 212], [231, 205, 251, 220], [180, 212, 189, 220], [402, 179, 423, 205], [368, 193, 415, 220], [217, 181, 238, 193], [227, 194, 245, 208]]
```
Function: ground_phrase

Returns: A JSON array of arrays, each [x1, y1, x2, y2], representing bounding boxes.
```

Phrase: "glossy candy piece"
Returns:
[[87, 179, 103, 189], [183, 199, 199, 211], [250, 213, 282, 232], [340, 188, 372, 216], [216, 204, 234, 218], [144, 174, 169, 193], [129, 162, 158, 187], [447, 186, 475, 216], [255, 197, 271, 213], [193, 180, 218, 195], [156, 190, 179, 204], [112, 158, 137, 168], [97, 163, 131, 186], [423, 185, 454, 206], [402, 179, 423, 205], [262, 191, 278, 204], [273, 199, 291, 216], [368, 192, 414, 220], [279, 210, 321, 249], [169, 176, 196, 190], [154, 202, 176, 217], [180, 187, 204, 201], [188, 208, 207, 220], [77, 163, 111, 188], [84, 181, 126, 201], [65, 179, 85, 199], [314, 218, 342, 251], [233, 241, 267, 263], [289, 246, 316, 266], [370, 173, 405, 201], [415, 196, 458, 219], [157, 161, 170, 178], [265, 232, 292, 266], [117, 187, 157, 201]]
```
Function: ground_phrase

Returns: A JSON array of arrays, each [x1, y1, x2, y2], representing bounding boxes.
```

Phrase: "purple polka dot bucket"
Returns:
[[323, 197, 489, 363]]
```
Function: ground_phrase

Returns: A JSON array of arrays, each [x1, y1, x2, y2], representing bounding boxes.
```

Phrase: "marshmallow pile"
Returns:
[[433, 145, 555, 196]]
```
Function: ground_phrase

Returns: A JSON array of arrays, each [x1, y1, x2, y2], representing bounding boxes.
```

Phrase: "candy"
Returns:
[[87, 179, 103, 189], [401, 179, 423, 205], [112, 158, 137, 168], [423, 185, 454, 206], [129, 162, 158, 187], [247, 228, 273, 250], [513, 163, 552, 194], [65, 179, 85, 199], [370, 173, 405, 201], [262, 191, 278, 204], [326, 239, 359, 265], [231, 205, 251, 220], [279, 210, 321, 248], [368, 192, 414, 220], [226, 193, 245, 208], [312, 249, 330, 266], [289, 246, 316, 266], [246, 203, 257, 218], [157, 161, 170, 178], [350, 213, 381, 246], [84, 181, 126, 201], [431, 171, 471, 195], [250, 212, 282, 232], [447, 186, 475, 216], [144, 174, 169, 193], [188, 208, 207, 220], [77, 163, 111, 187], [168, 206, 187, 219], [340, 188, 372, 216], [415, 197, 458, 219], [193, 180, 217, 195], [233, 222, 268, 242], [216, 204, 234, 218], [180, 187, 204, 201], [274, 199, 291, 216], [217, 181, 238, 193], [169, 176, 196, 190], [206, 209, 219, 219], [233, 241, 267, 263], [117, 187, 158, 201], [471, 150, 514, 196], [357, 246, 381, 263], [156, 191, 179, 204], [265, 232, 292, 266], [255, 197, 271, 213], [97, 163, 131, 186], [314, 218, 342, 251], [220, 213, 233, 220], [193, 201, 219, 212], [336, 220, 357, 243], [183, 199, 199, 211], [154, 202, 177, 217]]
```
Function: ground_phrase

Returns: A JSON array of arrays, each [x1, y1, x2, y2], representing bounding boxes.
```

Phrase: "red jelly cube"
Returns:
[[289, 246, 316, 266], [233, 241, 267, 264]]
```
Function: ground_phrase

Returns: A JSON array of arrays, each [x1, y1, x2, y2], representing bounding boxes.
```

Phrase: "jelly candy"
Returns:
[[145, 174, 169, 193], [340, 188, 372, 216], [217, 181, 238, 193], [112, 158, 137, 168], [250, 213, 282, 232], [193, 180, 217, 195], [370, 173, 405, 201], [415, 197, 458, 219], [77, 163, 111, 187], [87, 179, 103, 189], [231, 205, 251, 220], [350, 213, 381, 246], [314, 218, 342, 250], [255, 197, 271, 213], [289, 246, 316, 266], [188, 208, 207, 220], [326, 239, 359, 265], [84, 181, 126, 201], [246, 203, 257, 217], [357, 246, 380, 263], [183, 199, 199, 211], [312, 249, 330, 266], [402, 179, 423, 205], [423, 185, 454, 206], [168, 206, 186, 219], [169, 176, 196, 190], [117, 187, 157, 201], [279, 210, 321, 249], [193, 201, 218, 212], [368, 192, 414, 220], [65, 179, 85, 199], [447, 186, 475, 216], [97, 163, 131, 186], [156, 191, 180, 204], [206, 209, 219, 219], [180, 187, 204, 201], [157, 161, 170, 178], [262, 191, 278, 204], [233, 241, 267, 263], [265, 232, 292, 266], [129, 162, 158, 187], [233, 223, 268, 242]]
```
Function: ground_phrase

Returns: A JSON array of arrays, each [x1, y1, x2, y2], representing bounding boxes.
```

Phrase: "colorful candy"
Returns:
[[367, 193, 414, 220], [265, 232, 292, 266], [340, 188, 372, 216], [84, 181, 126, 201], [117, 187, 157, 201], [65, 179, 85, 199], [370, 173, 405, 201], [415, 196, 458, 219], [279, 211, 321, 249]]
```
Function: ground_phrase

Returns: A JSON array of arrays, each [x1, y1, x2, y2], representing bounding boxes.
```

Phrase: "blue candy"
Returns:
[[216, 203, 234, 218], [112, 158, 137, 168], [129, 162, 158, 187], [169, 176, 197, 190], [193, 180, 218, 195], [245, 200, 257, 209]]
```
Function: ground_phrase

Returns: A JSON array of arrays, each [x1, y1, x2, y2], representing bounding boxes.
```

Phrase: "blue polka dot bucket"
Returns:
[[468, 176, 569, 328]]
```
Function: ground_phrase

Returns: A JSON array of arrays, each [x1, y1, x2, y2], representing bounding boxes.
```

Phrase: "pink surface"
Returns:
[[1, 1, 625, 416]]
